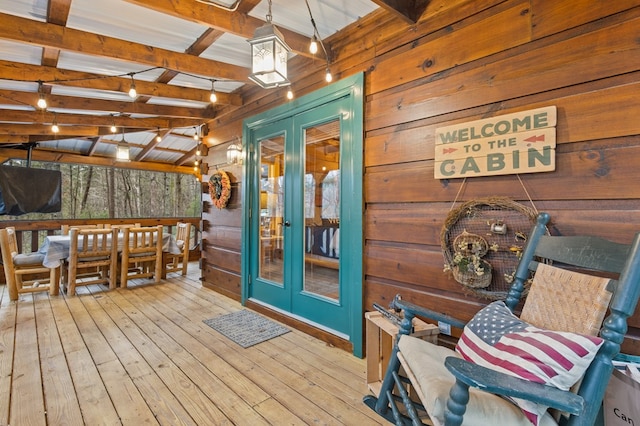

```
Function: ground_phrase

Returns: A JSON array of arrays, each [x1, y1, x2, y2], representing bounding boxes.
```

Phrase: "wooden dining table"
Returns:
[[40, 232, 182, 279]]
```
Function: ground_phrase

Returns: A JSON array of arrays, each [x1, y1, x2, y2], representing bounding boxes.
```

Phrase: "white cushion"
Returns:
[[398, 335, 557, 426], [13, 252, 45, 266]]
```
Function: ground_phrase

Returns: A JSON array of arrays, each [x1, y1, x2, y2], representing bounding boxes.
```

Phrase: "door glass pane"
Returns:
[[304, 120, 340, 300], [259, 135, 285, 284]]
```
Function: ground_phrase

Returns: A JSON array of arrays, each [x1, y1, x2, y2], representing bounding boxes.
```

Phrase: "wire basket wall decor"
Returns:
[[441, 197, 539, 300], [450, 231, 492, 289]]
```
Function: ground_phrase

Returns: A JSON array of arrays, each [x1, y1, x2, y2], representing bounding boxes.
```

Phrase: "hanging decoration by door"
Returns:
[[208, 170, 231, 209], [441, 197, 540, 300]]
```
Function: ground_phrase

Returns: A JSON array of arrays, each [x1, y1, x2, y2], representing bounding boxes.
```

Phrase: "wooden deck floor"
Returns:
[[0, 263, 387, 425]]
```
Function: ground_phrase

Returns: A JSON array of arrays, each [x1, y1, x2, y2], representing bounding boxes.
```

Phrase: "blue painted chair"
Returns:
[[364, 212, 640, 426]]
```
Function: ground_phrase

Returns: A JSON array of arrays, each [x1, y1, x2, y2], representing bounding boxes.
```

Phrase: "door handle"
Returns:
[[284, 221, 291, 227]]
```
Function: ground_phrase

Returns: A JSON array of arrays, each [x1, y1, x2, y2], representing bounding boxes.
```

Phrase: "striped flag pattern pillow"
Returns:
[[455, 301, 604, 425]]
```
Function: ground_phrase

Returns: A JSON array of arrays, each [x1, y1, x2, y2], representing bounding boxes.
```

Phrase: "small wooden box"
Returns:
[[365, 310, 439, 396]]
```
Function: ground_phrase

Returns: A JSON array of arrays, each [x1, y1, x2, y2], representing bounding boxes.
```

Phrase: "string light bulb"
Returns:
[[209, 80, 217, 103], [155, 129, 162, 142], [305, 0, 333, 86], [36, 81, 47, 109], [325, 67, 333, 83], [309, 35, 318, 55], [110, 115, 117, 133], [51, 113, 59, 133], [196, 144, 202, 156], [286, 88, 294, 100], [128, 74, 137, 98]]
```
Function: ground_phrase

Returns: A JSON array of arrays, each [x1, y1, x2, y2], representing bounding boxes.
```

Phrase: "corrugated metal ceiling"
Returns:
[[0, 0, 380, 172]]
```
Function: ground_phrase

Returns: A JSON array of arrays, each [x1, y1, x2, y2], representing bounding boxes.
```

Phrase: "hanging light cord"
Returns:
[[305, 0, 329, 60], [266, 0, 273, 23]]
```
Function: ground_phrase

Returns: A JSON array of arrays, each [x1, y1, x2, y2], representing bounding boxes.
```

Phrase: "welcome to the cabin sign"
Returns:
[[434, 106, 557, 179]]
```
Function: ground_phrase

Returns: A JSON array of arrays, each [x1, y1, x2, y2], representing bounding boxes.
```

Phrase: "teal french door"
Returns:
[[242, 74, 364, 356]]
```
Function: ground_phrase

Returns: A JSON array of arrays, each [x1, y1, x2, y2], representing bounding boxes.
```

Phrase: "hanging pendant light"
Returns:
[[116, 128, 130, 161], [247, 0, 291, 89]]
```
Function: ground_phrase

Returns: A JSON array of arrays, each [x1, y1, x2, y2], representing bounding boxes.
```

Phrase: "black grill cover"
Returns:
[[0, 165, 62, 216]]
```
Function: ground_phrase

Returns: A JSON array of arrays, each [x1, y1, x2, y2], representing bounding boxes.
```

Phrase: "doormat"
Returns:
[[203, 310, 290, 348]]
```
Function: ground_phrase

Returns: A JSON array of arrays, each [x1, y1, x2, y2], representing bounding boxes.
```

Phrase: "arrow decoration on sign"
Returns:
[[443, 147, 458, 154], [524, 135, 546, 143]]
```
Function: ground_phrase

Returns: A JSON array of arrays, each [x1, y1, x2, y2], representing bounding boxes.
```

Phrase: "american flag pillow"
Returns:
[[455, 301, 604, 426]]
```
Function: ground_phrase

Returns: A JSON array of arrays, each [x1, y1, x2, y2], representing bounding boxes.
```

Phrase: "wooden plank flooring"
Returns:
[[0, 264, 388, 425]]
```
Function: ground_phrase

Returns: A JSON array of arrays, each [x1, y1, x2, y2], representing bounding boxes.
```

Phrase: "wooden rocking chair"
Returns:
[[364, 212, 640, 426]]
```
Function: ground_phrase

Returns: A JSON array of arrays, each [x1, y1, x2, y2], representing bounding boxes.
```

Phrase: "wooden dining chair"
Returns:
[[120, 225, 163, 288], [0, 227, 59, 301], [165, 222, 191, 276], [110, 223, 142, 234], [60, 224, 109, 235], [65, 228, 117, 296]]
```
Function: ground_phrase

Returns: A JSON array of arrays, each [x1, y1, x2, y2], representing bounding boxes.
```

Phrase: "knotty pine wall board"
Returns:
[[198, 0, 640, 353]]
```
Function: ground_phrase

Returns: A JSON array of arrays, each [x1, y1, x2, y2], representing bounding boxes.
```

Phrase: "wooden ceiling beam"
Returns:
[[0, 12, 249, 82], [46, 0, 72, 26], [0, 146, 196, 175], [369, 0, 431, 24], [236, 0, 262, 14], [0, 135, 30, 144], [0, 124, 101, 137], [42, 0, 73, 67], [136, 27, 227, 104], [0, 110, 178, 129], [135, 128, 172, 162], [0, 60, 242, 106], [0, 89, 215, 120], [175, 145, 199, 167], [125, 0, 324, 60]]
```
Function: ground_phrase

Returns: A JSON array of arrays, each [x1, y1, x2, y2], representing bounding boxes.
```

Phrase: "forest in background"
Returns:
[[1, 160, 201, 221]]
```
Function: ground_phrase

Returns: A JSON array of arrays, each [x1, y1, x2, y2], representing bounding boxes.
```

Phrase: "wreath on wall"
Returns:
[[441, 197, 540, 300], [208, 170, 231, 209]]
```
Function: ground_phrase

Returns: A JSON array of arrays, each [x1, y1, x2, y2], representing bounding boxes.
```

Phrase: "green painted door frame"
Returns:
[[241, 73, 364, 357]]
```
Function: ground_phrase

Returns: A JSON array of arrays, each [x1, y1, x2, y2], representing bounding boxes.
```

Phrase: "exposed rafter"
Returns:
[[124, 0, 326, 60], [369, 0, 430, 24], [0, 0, 382, 173]]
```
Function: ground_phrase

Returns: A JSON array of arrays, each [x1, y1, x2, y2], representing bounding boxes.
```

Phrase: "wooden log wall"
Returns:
[[200, 0, 640, 355], [200, 147, 243, 301]]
